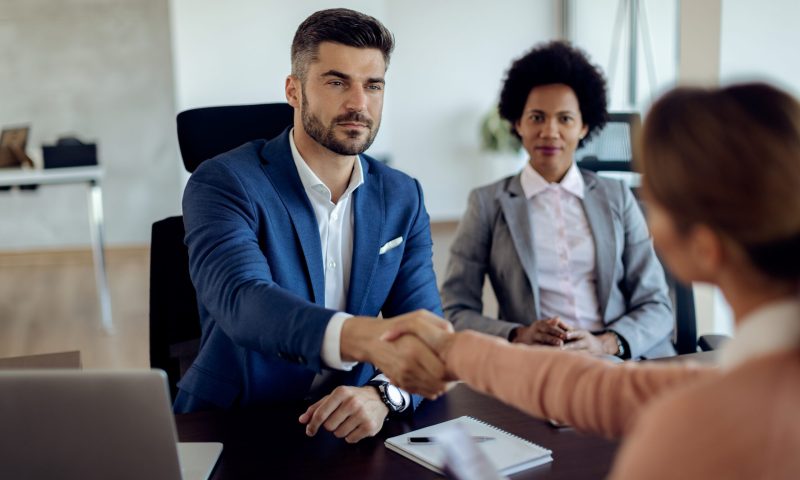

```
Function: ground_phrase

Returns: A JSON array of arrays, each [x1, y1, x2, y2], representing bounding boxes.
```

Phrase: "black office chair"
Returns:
[[575, 112, 641, 173], [149, 103, 294, 399], [576, 112, 726, 354]]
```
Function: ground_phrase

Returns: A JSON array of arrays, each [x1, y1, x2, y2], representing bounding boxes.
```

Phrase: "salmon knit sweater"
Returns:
[[446, 331, 800, 479]]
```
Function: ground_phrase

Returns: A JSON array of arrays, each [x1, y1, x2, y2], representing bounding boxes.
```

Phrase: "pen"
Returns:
[[408, 436, 495, 444]]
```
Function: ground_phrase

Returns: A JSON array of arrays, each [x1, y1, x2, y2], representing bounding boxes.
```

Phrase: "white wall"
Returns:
[[720, 0, 800, 95], [0, 0, 181, 250], [168, 0, 556, 220]]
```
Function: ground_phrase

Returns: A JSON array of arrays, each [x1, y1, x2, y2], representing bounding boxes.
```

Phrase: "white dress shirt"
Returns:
[[290, 131, 361, 371], [520, 162, 603, 331], [718, 298, 800, 370], [290, 132, 412, 410]]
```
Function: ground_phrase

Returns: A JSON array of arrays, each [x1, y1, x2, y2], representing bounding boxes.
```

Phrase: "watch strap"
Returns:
[[366, 380, 406, 414]]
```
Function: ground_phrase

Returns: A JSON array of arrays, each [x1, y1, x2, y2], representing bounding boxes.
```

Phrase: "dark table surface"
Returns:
[[176, 383, 618, 479]]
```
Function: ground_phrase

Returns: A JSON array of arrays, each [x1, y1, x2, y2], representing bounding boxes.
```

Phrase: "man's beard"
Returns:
[[301, 90, 379, 155]]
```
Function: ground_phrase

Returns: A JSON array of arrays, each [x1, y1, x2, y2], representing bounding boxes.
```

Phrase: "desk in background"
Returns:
[[176, 383, 619, 479], [0, 167, 112, 332], [0, 350, 81, 369]]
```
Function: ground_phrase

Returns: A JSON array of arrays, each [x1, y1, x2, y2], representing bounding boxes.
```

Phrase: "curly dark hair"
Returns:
[[498, 41, 608, 148]]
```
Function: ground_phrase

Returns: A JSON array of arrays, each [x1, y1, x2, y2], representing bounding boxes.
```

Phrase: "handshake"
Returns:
[[341, 310, 459, 399]]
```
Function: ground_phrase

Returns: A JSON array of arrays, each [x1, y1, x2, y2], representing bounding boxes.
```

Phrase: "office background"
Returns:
[[1, 0, 798, 364]]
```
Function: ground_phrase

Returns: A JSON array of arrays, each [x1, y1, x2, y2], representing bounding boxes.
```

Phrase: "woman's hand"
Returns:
[[563, 330, 620, 356], [511, 317, 572, 346]]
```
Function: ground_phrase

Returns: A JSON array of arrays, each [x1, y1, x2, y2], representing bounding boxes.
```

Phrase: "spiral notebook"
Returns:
[[385, 416, 552, 476]]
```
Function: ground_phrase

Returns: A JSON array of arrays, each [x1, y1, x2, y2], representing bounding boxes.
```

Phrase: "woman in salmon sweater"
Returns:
[[389, 82, 800, 478]]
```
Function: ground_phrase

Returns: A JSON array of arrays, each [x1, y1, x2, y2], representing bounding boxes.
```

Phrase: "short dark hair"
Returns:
[[498, 41, 608, 147], [291, 8, 395, 81]]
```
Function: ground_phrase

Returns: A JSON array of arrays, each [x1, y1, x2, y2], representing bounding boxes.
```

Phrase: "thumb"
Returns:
[[380, 327, 407, 342]]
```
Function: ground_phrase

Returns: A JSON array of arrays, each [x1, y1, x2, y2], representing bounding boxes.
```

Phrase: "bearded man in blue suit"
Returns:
[[174, 8, 451, 443]]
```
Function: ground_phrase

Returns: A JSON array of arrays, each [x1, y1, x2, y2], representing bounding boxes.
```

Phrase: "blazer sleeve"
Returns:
[[441, 189, 520, 339], [183, 158, 335, 373], [607, 183, 674, 359], [446, 331, 712, 438]]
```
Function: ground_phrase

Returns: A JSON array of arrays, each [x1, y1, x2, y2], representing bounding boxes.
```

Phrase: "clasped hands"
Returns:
[[512, 317, 618, 356]]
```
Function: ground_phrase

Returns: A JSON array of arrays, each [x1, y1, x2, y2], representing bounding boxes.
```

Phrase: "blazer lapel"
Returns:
[[498, 175, 541, 318], [581, 171, 616, 317], [258, 131, 325, 305], [347, 158, 383, 314]]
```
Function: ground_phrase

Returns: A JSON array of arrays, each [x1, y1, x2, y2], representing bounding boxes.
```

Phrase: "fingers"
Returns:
[[364, 310, 457, 398], [380, 310, 453, 348], [345, 423, 378, 443], [300, 393, 343, 437], [562, 330, 593, 351], [562, 339, 589, 351], [531, 331, 565, 346], [521, 321, 566, 346], [565, 329, 585, 341], [546, 316, 573, 332], [387, 335, 447, 398], [299, 386, 388, 442], [538, 319, 570, 339]]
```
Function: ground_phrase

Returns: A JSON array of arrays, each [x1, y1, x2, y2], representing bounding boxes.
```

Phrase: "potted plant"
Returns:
[[479, 107, 526, 179]]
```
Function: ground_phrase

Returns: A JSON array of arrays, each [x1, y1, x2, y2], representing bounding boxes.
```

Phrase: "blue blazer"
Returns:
[[178, 128, 442, 409]]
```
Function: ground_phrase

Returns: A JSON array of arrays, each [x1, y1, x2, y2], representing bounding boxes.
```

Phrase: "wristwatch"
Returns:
[[367, 380, 407, 414], [606, 330, 628, 359]]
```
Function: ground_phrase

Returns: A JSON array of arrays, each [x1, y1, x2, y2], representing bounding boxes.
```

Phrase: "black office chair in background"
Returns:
[[576, 112, 726, 355], [149, 103, 294, 399]]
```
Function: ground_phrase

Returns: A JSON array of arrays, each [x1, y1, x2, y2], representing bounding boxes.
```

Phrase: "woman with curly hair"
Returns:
[[441, 41, 675, 359]]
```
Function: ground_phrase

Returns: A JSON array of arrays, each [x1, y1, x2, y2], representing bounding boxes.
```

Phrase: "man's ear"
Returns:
[[285, 75, 301, 108]]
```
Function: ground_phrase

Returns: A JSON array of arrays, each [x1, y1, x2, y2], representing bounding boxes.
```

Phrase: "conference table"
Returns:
[[176, 383, 619, 479]]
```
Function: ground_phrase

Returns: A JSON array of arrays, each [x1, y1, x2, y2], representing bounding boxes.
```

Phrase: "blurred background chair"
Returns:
[[149, 102, 294, 399], [575, 112, 641, 176], [577, 112, 727, 354]]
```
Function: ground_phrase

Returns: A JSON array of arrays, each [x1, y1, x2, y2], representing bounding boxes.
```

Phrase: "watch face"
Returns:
[[384, 384, 404, 408]]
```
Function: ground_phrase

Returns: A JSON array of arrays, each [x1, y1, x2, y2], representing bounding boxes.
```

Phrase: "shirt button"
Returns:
[[328, 260, 336, 270]]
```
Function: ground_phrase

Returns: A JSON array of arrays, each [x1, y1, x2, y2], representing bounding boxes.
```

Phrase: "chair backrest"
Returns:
[[575, 113, 699, 354], [575, 112, 640, 173], [149, 216, 199, 400], [176, 102, 294, 172], [150, 103, 294, 398]]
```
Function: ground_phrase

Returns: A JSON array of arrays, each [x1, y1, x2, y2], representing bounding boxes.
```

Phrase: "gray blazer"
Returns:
[[441, 169, 676, 359]]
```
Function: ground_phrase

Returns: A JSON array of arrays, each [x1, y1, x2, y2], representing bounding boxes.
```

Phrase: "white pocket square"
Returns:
[[379, 236, 403, 255]]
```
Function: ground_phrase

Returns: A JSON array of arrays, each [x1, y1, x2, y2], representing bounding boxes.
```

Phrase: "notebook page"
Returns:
[[385, 416, 552, 475]]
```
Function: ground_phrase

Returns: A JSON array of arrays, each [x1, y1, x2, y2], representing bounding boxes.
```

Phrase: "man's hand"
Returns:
[[298, 385, 388, 443], [340, 310, 453, 399], [379, 316, 461, 383], [562, 330, 618, 356], [511, 317, 572, 346]]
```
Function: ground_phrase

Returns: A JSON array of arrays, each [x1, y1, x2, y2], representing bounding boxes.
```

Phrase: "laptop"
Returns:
[[0, 369, 222, 480]]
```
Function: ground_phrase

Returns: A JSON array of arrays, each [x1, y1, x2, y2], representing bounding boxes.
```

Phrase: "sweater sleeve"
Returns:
[[445, 331, 713, 438]]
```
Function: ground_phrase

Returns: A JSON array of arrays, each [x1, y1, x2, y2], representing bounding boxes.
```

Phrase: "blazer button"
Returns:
[[297, 355, 306, 365], [277, 352, 286, 360]]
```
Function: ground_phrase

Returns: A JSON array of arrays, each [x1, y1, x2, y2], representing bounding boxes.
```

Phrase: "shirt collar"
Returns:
[[289, 128, 364, 201], [520, 161, 584, 200], [718, 298, 800, 370]]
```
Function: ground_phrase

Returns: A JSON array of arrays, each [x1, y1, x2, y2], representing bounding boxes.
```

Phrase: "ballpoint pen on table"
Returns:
[[408, 436, 495, 444]]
